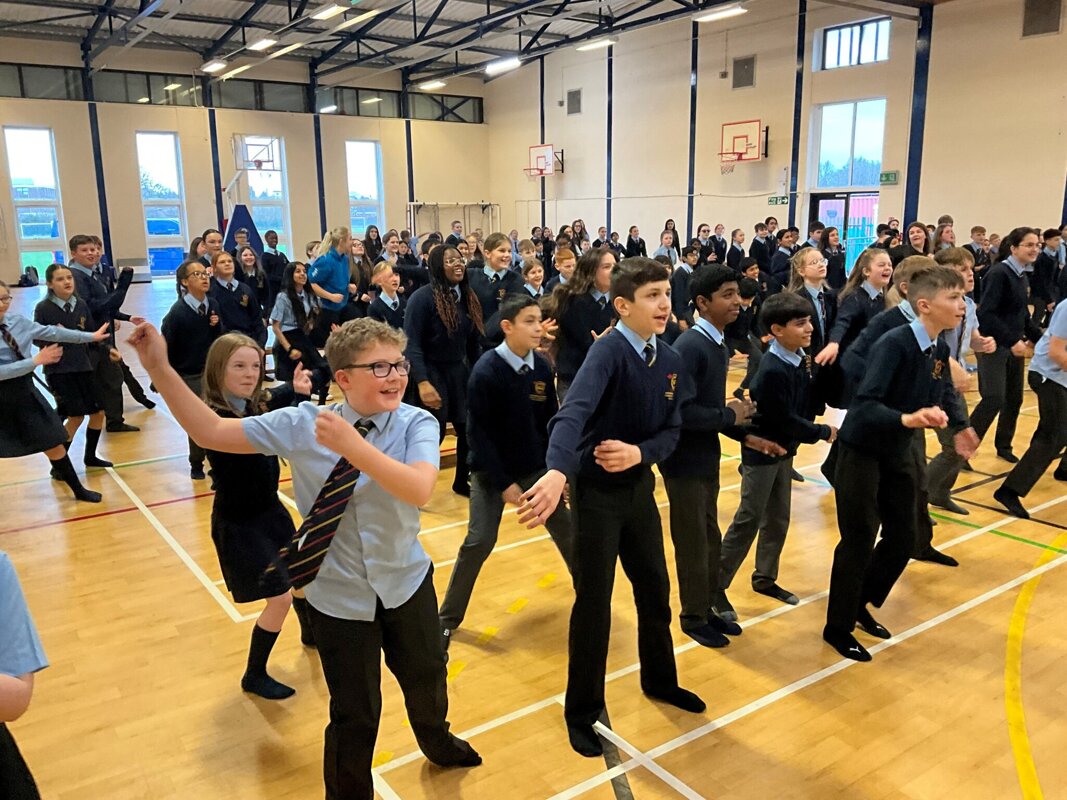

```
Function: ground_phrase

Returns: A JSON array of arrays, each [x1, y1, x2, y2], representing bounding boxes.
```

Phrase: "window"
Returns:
[[215, 79, 309, 113], [0, 63, 83, 101], [408, 93, 484, 123], [345, 141, 384, 234], [239, 135, 291, 254], [94, 71, 201, 106], [2, 127, 65, 271], [822, 18, 890, 69], [315, 86, 402, 118], [136, 132, 188, 275], [815, 98, 886, 189]]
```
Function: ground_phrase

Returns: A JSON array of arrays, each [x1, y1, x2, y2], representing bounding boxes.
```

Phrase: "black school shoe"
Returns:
[[823, 626, 872, 662], [106, 422, 140, 433], [993, 487, 1030, 520], [682, 623, 729, 648]]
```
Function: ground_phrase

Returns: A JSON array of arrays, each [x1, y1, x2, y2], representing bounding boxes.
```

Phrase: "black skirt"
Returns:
[[47, 371, 102, 418], [425, 359, 470, 426], [211, 501, 295, 603], [0, 723, 40, 800], [0, 375, 67, 458]]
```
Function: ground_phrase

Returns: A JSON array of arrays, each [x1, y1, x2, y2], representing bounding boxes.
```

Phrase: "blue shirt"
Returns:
[[308, 248, 350, 311], [804, 284, 825, 332], [483, 264, 509, 282], [182, 292, 209, 315], [861, 281, 881, 300], [768, 339, 802, 367], [1004, 255, 1025, 277], [591, 289, 609, 305], [898, 299, 916, 322], [242, 402, 440, 620], [947, 296, 979, 361], [494, 340, 535, 372], [910, 318, 936, 352], [652, 246, 678, 266], [269, 292, 312, 329], [523, 283, 543, 298], [615, 319, 657, 360], [693, 316, 725, 346], [1030, 301, 1067, 390], [48, 294, 76, 311], [0, 553, 48, 677], [0, 312, 98, 380]]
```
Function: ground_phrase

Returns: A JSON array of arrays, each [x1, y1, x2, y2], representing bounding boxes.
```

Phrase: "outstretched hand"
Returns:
[[127, 322, 168, 372], [91, 322, 111, 342]]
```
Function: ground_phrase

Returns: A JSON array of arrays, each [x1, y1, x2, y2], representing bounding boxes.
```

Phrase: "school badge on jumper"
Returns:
[[932, 360, 944, 380], [498, 288, 506, 299], [240, 294, 249, 307], [803, 354, 813, 377], [79, 316, 86, 330], [665, 373, 677, 400], [530, 380, 547, 402]]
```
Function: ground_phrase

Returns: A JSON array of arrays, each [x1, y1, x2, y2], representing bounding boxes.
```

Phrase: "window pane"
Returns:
[[20, 251, 62, 271], [262, 82, 308, 113], [148, 246, 186, 275], [216, 79, 256, 110], [0, 65, 19, 98], [137, 133, 182, 200], [859, 22, 877, 63], [838, 27, 853, 66], [21, 66, 81, 100], [250, 205, 285, 235], [248, 170, 283, 200], [16, 207, 61, 239], [852, 99, 886, 185], [876, 20, 890, 61], [850, 27, 861, 64], [346, 141, 380, 202], [817, 103, 854, 188], [145, 205, 183, 237], [350, 206, 379, 233], [4, 128, 58, 200], [824, 30, 839, 69]]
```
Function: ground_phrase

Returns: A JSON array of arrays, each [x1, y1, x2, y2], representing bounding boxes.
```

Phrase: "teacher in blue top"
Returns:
[[308, 226, 354, 347]]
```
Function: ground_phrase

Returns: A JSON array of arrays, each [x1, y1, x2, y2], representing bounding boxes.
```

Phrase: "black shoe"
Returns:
[[139, 398, 156, 410], [820, 461, 835, 486], [855, 608, 892, 639], [426, 737, 482, 768], [241, 671, 296, 700], [567, 723, 603, 757], [791, 469, 805, 482], [930, 496, 969, 515], [682, 623, 729, 649], [84, 456, 113, 469], [960, 460, 974, 472], [706, 612, 742, 636], [996, 449, 1019, 464], [712, 590, 737, 623], [452, 481, 471, 498], [644, 686, 706, 713], [1054, 467, 1067, 482], [753, 583, 799, 605], [993, 487, 1030, 519], [106, 422, 140, 433], [913, 547, 959, 567], [73, 487, 103, 503], [190, 465, 206, 481], [822, 627, 872, 662]]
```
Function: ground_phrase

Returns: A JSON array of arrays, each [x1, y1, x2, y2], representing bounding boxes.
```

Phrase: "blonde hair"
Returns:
[[372, 261, 395, 280], [202, 333, 265, 416], [786, 248, 828, 292], [318, 226, 350, 259], [324, 318, 407, 374]]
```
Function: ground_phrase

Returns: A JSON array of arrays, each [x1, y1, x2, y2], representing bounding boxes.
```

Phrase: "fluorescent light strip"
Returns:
[[575, 37, 616, 51], [137, 96, 150, 103], [693, 2, 747, 22], [200, 59, 227, 73], [311, 3, 346, 19], [361, 97, 382, 104], [419, 80, 447, 91], [220, 64, 253, 80], [163, 82, 182, 91], [248, 37, 277, 51], [319, 104, 338, 113], [273, 42, 304, 57], [485, 56, 521, 76]]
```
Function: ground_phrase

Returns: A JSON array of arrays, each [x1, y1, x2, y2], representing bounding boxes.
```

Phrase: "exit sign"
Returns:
[[879, 171, 899, 185], [767, 195, 789, 205]]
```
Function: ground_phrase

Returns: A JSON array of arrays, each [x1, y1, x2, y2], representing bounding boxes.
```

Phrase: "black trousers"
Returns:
[[179, 375, 205, 468], [826, 443, 917, 634], [1004, 372, 1067, 497], [664, 474, 723, 630], [93, 348, 125, 426], [971, 348, 1025, 453], [0, 724, 39, 800], [726, 334, 762, 390], [565, 470, 678, 726], [308, 567, 458, 800], [910, 431, 935, 556]]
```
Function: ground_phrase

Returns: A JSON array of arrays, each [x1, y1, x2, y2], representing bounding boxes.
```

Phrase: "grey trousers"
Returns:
[[664, 474, 723, 631], [439, 469, 574, 630], [719, 458, 793, 592]]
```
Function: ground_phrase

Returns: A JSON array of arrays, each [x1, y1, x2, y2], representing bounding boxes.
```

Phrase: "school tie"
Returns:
[[0, 323, 25, 360], [597, 296, 607, 310], [198, 302, 207, 317], [392, 300, 399, 311], [519, 364, 532, 375], [816, 291, 827, 331], [643, 342, 656, 367], [63, 302, 73, 314], [271, 418, 375, 589], [490, 273, 499, 284]]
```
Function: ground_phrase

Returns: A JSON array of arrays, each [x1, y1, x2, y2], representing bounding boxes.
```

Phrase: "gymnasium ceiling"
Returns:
[[0, 0, 942, 84]]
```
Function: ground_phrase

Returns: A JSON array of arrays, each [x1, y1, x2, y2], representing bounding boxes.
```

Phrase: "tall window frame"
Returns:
[[822, 18, 891, 70], [345, 140, 384, 236], [136, 131, 188, 275], [237, 134, 292, 254], [812, 98, 887, 190], [2, 126, 66, 271]]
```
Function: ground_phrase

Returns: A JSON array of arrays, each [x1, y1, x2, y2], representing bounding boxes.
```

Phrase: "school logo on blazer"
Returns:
[[239, 293, 250, 307], [665, 373, 677, 400], [932, 359, 944, 380], [78, 315, 87, 330], [498, 287, 507, 300], [529, 380, 548, 402]]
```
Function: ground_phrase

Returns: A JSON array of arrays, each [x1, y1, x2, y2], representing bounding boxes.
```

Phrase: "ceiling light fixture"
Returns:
[[693, 2, 747, 22], [273, 42, 304, 57], [200, 59, 228, 73], [575, 37, 617, 51], [220, 64, 253, 80], [163, 82, 182, 91], [248, 37, 277, 51], [419, 80, 447, 90], [311, 3, 346, 20], [485, 56, 521, 76], [137, 96, 150, 103], [361, 97, 382, 104]]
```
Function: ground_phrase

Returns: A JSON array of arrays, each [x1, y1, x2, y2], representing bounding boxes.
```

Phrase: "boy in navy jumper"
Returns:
[[367, 262, 406, 329], [438, 296, 574, 650], [716, 293, 836, 621], [519, 258, 705, 758], [670, 245, 700, 329], [824, 266, 979, 662], [660, 265, 784, 647]]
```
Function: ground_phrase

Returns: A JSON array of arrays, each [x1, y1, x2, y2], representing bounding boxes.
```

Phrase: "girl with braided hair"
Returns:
[[404, 244, 484, 495]]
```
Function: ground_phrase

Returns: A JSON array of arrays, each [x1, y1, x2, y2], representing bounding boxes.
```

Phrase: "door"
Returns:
[[810, 192, 879, 275]]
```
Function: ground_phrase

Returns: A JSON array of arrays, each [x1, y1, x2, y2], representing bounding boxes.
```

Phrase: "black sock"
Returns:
[[241, 625, 295, 700], [291, 595, 316, 647], [50, 455, 101, 503], [84, 427, 112, 467]]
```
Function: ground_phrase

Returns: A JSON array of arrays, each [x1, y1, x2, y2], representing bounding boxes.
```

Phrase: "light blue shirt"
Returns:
[[524, 283, 543, 298], [804, 284, 825, 332], [1004, 255, 1025, 277], [242, 402, 440, 620], [269, 292, 312, 329], [0, 312, 97, 380], [183, 293, 209, 315], [693, 316, 725, 346], [1029, 301, 1067, 390], [898, 299, 916, 322], [494, 340, 535, 373], [49, 294, 77, 311], [768, 339, 802, 367], [591, 289, 609, 305], [861, 281, 881, 300], [910, 318, 935, 353], [380, 290, 400, 310], [615, 319, 657, 361], [67, 261, 94, 279], [652, 246, 678, 266], [215, 276, 240, 292], [676, 263, 693, 275], [0, 553, 48, 677], [483, 264, 509, 281]]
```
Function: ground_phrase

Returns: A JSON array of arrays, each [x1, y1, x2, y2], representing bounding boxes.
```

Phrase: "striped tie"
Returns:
[[0, 323, 25, 360], [270, 418, 374, 588]]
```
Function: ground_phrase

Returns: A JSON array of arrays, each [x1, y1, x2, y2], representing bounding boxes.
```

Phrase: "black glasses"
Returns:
[[187, 270, 208, 279], [343, 359, 411, 378]]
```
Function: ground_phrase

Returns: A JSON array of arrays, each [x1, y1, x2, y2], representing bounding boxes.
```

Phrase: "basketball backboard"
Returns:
[[720, 120, 762, 163]]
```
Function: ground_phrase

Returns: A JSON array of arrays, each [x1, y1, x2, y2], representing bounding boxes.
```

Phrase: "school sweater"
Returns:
[[726, 244, 746, 272], [724, 304, 755, 343], [977, 261, 1044, 348], [209, 278, 264, 340], [467, 267, 525, 347], [840, 324, 968, 461], [368, 292, 406, 329], [547, 329, 687, 485], [467, 348, 557, 490], [670, 267, 695, 326], [742, 346, 831, 467], [1030, 251, 1057, 303], [403, 284, 482, 384], [829, 287, 885, 354], [659, 326, 745, 479], [32, 296, 95, 374], [770, 249, 793, 287], [555, 292, 617, 381], [840, 305, 910, 387], [824, 248, 847, 291], [161, 296, 225, 377], [624, 237, 647, 258], [749, 237, 773, 272]]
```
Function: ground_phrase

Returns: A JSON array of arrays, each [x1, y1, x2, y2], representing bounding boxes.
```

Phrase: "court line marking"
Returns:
[[105, 467, 245, 623], [374, 493, 1067, 780], [551, 550, 1067, 799]]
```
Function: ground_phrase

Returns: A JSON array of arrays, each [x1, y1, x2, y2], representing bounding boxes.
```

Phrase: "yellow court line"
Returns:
[[1004, 529, 1067, 800]]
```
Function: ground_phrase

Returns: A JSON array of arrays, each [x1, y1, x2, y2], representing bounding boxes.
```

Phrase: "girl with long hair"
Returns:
[[889, 221, 932, 265], [363, 225, 383, 262], [270, 261, 331, 403], [663, 218, 682, 257], [236, 244, 271, 310], [307, 226, 352, 346], [819, 226, 847, 291]]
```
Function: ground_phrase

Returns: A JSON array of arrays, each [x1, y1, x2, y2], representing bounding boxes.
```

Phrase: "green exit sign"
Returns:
[[879, 171, 899, 185], [767, 195, 789, 205]]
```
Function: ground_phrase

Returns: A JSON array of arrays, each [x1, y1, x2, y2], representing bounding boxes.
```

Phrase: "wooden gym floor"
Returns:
[[2, 280, 1065, 799]]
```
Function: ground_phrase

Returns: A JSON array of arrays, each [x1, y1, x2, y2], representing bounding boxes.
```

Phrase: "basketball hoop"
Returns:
[[523, 167, 547, 180], [719, 152, 742, 175]]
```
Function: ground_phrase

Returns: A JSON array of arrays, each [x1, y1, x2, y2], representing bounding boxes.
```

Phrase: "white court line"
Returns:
[[372, 773, 403, 800], [105, 467, 245, 623]]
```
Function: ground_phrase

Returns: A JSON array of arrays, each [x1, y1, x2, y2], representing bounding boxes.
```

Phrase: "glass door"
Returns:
[[810, 192, 879, 275]]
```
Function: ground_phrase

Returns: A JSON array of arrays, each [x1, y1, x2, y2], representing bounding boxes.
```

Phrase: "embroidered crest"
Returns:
[[79, 316, 87, 330], [932, 359, 944, 380], [665, 373, 677, 400], [498, 287, 506, 299], [240, 294, 249, 307], [803, 354, 813, 377], [529, 380, 547, 402]]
